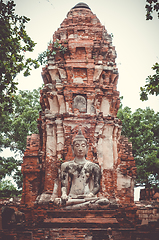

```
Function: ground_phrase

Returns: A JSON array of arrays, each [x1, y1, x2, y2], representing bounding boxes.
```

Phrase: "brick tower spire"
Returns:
[[21, 3, 136, 206]]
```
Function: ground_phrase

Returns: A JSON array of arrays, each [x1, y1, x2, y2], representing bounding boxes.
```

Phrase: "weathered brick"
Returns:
[[1, 3, 159, 240]]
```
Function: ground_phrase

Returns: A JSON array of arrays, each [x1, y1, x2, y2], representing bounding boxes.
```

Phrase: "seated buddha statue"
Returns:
[[52, 130, 110, 209]]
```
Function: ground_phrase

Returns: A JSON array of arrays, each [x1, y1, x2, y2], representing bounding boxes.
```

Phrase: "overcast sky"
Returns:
[[13, 0, 159, 113]]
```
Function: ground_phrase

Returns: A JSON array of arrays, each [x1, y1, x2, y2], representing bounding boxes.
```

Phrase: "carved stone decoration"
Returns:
[[51, 130, 110, 209], [3, 4, 159, 240], [21, 2, 136, 207], [73, 95, 86, 113]]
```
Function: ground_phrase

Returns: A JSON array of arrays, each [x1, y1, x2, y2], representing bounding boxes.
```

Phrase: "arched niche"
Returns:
[[73, 95, 87, 113]]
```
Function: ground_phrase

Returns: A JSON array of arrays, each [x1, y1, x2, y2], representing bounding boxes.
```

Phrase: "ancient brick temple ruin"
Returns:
[[21, 1, 137, 207], [1, 3, 159, 240]]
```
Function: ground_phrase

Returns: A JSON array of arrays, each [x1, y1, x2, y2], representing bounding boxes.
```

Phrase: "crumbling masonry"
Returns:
[[1, 3, 159, 240]]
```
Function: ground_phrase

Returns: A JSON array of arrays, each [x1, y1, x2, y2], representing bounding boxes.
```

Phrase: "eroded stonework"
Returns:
[[2, 4, 159, 240], [21, 2, 136, 207]]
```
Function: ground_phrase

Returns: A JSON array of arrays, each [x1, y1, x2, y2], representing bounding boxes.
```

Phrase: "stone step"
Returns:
[[46, 209, 118, 219], [41, 216, 119, 229], [44, 217, 118, 224]]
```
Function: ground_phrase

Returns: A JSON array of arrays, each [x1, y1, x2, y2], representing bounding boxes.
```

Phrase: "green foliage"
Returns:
[[0, 88, 41, 191], [12, 168, 23, 189], [140, 62, 159, 101], [145, 0, 159, 20], [0, 88, 41, 153], [143, 1, 159, 101], [0, 156, 18, 180], [0, 180, 20, 198], [0, 0, 39, 114], [38, 47, 57, 65], [117, 107, 159, 188], [38, 39, 67, 65]]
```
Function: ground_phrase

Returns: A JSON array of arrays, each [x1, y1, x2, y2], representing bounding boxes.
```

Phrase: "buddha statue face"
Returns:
[[73, 140, 87, 158], [72, 130, 88, 159]]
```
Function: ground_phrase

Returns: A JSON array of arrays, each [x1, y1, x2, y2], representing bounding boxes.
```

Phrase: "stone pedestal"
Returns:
[[1, 201, 159, 240]]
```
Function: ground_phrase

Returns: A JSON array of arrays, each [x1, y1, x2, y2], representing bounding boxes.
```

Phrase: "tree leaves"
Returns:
[[0, 88, 41, 153], [0, 180, 20, 198], [0, 0, 40, 114], [38, 39, 67, 65], [142, 2, 159, 101], [0, 156, 18, 180], [0, 88, 41, 192], [117, 107, 159, 188], [145, 0, 159, 20], [140, 63, 159, 101]]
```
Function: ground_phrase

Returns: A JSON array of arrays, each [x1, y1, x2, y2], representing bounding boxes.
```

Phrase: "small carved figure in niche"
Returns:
[[73, 95, 86, 113], [54, 130, 110, 209]]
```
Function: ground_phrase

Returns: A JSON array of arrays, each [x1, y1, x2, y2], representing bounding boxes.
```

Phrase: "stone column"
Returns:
[[44, 120, 57, 192], [87, 93, 95, 114], [100, 97, 110, 116], [57, 95, 66, 114], [21, 134, 40, 206], [113, 124, 120, 165], [102, 123, 114, 170], [95, 121, 104, 168], [55, 118, 64, 159], [97, 123, 115, 198], [64, 94, 73, 113]]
